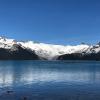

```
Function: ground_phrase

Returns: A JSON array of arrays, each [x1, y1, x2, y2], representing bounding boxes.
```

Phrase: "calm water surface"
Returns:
[[0, 61, 100, 100]]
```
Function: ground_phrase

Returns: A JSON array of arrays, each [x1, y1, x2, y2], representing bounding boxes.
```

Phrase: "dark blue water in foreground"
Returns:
[[0, 61, 100, 100]]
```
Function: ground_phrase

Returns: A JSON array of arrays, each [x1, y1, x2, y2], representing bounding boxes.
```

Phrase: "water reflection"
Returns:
[[0, 65, 14, 87], [0, 61, 100, 87]]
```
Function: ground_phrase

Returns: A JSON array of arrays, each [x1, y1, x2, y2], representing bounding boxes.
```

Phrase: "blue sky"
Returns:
[[0, 0, 100, 45]]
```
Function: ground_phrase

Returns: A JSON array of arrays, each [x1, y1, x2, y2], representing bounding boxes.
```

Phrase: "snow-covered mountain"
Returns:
[[18, 41, 90, 60], [0, 36, 100, 60]]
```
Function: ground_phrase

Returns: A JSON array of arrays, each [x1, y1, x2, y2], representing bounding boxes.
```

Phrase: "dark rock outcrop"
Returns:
[[57, 52, 100, 61], [0, 44, 39, 60]]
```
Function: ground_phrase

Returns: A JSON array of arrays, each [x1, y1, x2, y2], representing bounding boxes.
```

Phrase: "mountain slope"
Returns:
[[0, 37, 39, 60], [57, 44, 100, 60]]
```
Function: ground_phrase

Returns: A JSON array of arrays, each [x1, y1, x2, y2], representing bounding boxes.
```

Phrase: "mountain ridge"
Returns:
[[0, 36, 100, 60]]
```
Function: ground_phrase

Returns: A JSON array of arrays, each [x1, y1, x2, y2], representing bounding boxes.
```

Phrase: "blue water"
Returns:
[[0, 61, 100, 100]]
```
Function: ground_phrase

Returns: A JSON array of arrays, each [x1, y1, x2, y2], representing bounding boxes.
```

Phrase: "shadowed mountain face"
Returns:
[[0, 44, 39, 60], [57, 52, 100, 61]]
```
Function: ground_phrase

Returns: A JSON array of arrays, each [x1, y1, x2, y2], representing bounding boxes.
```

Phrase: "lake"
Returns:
[[0, 60, 100, 100]]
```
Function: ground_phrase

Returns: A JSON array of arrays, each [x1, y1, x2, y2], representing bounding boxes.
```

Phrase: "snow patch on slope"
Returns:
[[0, 37, 15, 49]]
